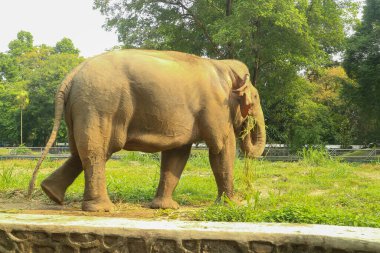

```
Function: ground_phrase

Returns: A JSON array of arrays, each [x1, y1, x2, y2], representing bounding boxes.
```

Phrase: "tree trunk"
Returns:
[[226, 0, 232, 16], [251, 19, 261, 86], [20, 108, 23, 145], [225, 0, 233, 58], [252, 55, 260, 86]]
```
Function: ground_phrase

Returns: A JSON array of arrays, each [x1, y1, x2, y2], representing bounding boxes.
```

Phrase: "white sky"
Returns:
[[0, 0, 120, 57]]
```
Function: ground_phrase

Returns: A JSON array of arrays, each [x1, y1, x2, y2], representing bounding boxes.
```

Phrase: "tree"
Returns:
[[290, 99, 333, 149], [16, 90, 29, 145], [8, 30, 34, 57], [0, 79, 29, 145], [0, 31, 84, 146], [0, 52, 18, 81], [55, 38, 80, 55], [24, 53, 83, 145], [94, 0, 356, 145], [343, 0, 380, 143], [310, 66, 359, 147]]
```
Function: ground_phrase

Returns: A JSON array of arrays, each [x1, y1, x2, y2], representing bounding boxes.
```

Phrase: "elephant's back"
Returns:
[[67, 49, 229, 114], [64, 53, 133, 141]]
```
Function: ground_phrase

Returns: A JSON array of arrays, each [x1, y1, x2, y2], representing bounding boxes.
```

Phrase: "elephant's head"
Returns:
[[225, 60, 266, 158]]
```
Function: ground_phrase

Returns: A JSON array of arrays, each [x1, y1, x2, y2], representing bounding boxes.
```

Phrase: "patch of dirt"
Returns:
[[0, 197, 200, 220]]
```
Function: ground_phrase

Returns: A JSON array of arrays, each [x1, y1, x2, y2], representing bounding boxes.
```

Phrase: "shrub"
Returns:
[[10, 145, 32, 155], [299, 147, 337, 167]]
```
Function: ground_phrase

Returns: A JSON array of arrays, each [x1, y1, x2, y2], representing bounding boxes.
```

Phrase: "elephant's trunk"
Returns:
[[241, 108, 266, 158]]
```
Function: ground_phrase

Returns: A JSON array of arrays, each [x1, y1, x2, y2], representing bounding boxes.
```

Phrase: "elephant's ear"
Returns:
[[232, 74, 252, 118]]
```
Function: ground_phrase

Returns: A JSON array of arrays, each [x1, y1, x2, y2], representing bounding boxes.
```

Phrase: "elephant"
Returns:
[[28, 49, 266, 212]]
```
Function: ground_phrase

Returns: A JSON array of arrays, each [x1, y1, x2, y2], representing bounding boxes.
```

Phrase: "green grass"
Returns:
[[0, 148, 10, 156], [199, 156, 380, 227], [0, 150, 379, 227], [0, 147, 40, 156]]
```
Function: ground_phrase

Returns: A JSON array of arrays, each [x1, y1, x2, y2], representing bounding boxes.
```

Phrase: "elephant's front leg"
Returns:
[[150, 144, 192, 209], [209, 131, 236, 201]]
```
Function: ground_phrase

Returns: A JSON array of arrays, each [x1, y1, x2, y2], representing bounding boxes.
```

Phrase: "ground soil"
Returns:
[[0, 195, 200, 220]]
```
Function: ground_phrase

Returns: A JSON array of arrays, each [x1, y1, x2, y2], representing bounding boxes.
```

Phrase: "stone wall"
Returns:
[[0, 213, 379, 253]]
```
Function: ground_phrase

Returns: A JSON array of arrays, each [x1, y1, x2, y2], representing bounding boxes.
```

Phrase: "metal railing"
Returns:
[[0, 146, 379, 162]]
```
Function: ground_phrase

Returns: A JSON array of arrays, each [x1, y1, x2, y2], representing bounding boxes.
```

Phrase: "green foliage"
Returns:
[[0, 167, 15, 186], [94, 0, 350, 61], [286, 66, 359, 149], [290, 99, 333, 149], [24, 53, 84, 145], [299, 147, 336, 167], [343, 0, 380, 144], [94, 0, 358, 146], [55, 38, 80, 55], [0, 31, 84, 146], [8, 31, 34, 57], [314, 67, 360, 147], [10, 145, 33, 155], [0, 79, 30, 145]]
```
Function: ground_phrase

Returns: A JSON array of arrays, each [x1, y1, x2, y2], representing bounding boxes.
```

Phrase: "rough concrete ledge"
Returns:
[[0, 213, 379, 253]]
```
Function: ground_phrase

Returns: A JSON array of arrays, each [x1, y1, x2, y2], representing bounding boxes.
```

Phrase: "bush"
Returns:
[[298, 147, 338, 167], [10, 145, 32, 155]]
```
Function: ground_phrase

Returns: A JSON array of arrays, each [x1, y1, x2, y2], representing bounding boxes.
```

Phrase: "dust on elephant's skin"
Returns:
[[29, 50, 266, 212]]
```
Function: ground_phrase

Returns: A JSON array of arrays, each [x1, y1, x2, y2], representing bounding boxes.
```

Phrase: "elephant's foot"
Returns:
[[41, 179, 65, 205], [82, 198, 115, 212], [150, 197, 179, 209]]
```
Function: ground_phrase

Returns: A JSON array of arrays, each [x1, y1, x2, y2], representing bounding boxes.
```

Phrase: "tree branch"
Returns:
[[158, 0, 222, 57]]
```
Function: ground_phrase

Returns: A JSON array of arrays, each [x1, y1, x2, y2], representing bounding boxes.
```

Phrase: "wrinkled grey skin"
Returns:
[[29, 50, 266, 212]]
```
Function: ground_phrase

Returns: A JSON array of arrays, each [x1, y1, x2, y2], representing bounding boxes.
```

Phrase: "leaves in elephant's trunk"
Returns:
[[240, 116, 256, 140]]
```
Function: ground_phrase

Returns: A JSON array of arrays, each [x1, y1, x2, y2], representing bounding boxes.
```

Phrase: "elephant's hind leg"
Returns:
[[80, 154, 114, 212], [41, 155, 82, 204], [150, 144, 192, 209], [75, 114, 117, 212]]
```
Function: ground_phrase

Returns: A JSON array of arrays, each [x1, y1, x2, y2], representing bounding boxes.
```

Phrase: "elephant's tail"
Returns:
[[27, 64, 83, 198]]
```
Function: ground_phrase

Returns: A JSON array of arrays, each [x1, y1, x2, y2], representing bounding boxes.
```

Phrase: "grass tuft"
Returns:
[[299, 147, 337, 167], [240, 116, 256, 140]]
